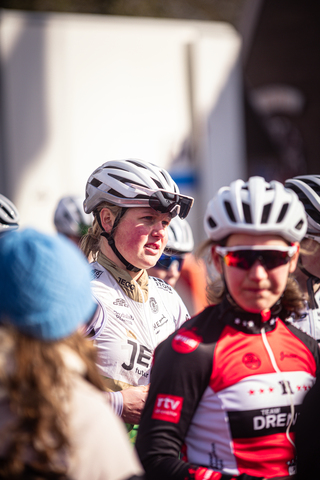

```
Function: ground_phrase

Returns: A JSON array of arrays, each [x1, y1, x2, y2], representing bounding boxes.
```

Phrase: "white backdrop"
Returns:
[[0, 10, 245, 241]]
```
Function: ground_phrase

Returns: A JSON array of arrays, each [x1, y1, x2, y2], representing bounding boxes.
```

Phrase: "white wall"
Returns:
[[0, 10, 245, 241]]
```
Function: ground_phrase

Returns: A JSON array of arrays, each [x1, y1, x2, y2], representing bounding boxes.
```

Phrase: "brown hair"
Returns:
[[80, 202, 122, 260], [0, 328, 105, 479], [196, 239, 305, 316]]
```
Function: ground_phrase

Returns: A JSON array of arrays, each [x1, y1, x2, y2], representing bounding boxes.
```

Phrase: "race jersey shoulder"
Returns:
[[287, 289, 320, 342], [86, 262, 189, 391], [136, 303, 320, 480]]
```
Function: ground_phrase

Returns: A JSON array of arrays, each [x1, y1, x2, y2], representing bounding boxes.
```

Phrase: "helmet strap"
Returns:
[[96, 209, 141, 273]]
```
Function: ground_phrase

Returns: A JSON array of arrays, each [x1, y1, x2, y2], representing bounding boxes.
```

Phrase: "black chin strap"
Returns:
[[298, 257, 320, 309], [96, 209, 141, 273]]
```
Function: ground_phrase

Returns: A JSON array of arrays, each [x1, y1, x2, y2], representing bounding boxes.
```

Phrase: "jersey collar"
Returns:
[[97, 252, 149, 302]]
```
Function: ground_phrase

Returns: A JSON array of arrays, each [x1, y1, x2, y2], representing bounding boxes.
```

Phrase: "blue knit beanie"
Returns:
[[0, 228, 96, 340]]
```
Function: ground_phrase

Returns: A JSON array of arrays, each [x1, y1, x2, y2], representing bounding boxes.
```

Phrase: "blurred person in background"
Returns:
[[285, 175, 320, 343], [295, 357, 320, 479], [0, 193, 19, 236], [147, 216, 194, 288], [136, 176, 319, 480], [80, 159, 193, 443], [0, 228, 144, 480], [54, 195, 93, 246]]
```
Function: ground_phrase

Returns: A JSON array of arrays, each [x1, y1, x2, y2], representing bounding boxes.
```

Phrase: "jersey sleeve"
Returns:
[[135, 320, 218, 480]]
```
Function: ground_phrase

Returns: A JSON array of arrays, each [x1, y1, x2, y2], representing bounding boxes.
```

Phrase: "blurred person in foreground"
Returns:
[[285, 175, 320, 343], [295, 362, 320, 479], [54, 195, 93, 246], [80, 159, 193, 443], [136, 176, 319, 480], [0, 228, 144, 480], [0, 193, 19, 236], [147, 216, 194, 288]]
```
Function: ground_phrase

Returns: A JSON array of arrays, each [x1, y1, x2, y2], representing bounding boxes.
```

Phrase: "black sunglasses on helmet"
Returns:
[[149, 191, 194, 219]]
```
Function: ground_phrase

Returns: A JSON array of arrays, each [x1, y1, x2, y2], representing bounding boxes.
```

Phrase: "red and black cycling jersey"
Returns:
[[135, 298, 320, 480]]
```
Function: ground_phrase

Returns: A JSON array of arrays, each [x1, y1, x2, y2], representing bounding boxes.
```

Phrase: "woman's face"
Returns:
[[107, 207, 171, 271], [212, 233, 299, 313], [299, 238, 320, 277]]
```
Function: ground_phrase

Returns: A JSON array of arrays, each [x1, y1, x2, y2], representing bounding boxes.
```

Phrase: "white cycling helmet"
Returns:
[[0, 194, 20, 235], [164, 217, 194, 256], [285, 175, 320, 241], [84, 159, 193, 219], [204, 176, 307, 244], [84, 159, 194, 272], [54, 196, 93, 238]]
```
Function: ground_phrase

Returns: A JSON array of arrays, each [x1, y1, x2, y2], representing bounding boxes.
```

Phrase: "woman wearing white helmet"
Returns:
[[54, 195, 93, 245], [81, 159, 193, 442], [148, 216, 194, 288], [285, 175, 320, 343], [0, 194, 19, 235], [136, 176, 319, 480]]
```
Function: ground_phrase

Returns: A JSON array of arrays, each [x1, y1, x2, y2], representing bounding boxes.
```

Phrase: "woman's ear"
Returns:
[[212, 245, 223, 274], [100, 208, 115, 233], [289, 242, 300, 274]]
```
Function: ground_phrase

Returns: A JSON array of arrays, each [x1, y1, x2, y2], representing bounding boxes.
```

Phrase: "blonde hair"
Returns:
[[300, 237, 320, 257], [0, 327, 104, 479], [197, 238, 305, 316], [80, 202, 122, 260]]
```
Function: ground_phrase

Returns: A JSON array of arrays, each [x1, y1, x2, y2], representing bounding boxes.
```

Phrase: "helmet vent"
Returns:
[[109, 174, 148, 191], [208, 217, 217, 228], [224, 201, 236, 222], [90, 178, 102, 188], [295, 220, 304, 231], [276, 203, 289, 223], [107, 166, 127, 171], [305, 206, 320, 223], [243, 203, 252, 223], [108, 188, 125, 198], [303, 180, 320, 196], [127, 160, 147, 169], [1, 204, 13, 219], [153, 179, 163, 189], [261, 203, 272, 224]]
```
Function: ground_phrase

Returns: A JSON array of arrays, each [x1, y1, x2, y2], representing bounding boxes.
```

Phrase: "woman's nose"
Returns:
[[248, 260, 268, 279], [153, 222, 166, 237]]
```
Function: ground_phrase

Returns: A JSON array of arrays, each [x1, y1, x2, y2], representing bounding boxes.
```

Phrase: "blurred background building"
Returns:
[[0, 0, 319, 243]]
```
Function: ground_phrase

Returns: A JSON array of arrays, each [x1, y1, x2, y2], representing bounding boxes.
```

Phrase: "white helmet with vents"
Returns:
[[285, 175, 320, 241], [0, 194, 20, 234], [164, 217, 194, 256], [54, 196, 93, 237], [84, 159, 193, 219], [204, 176, 307, 244]]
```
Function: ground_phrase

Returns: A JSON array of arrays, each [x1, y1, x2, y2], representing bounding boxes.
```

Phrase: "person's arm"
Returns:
[[121, 384, 149, 424], [105, 385, 149, 423], [135, 328, 214, 480]]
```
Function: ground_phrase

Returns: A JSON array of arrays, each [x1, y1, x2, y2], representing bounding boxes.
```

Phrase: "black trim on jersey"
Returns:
[[228, 404, 302, 438]]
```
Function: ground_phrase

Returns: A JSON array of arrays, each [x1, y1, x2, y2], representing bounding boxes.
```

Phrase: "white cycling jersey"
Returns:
[[287, 288, 320, 342], [86, 255, 190, 392]]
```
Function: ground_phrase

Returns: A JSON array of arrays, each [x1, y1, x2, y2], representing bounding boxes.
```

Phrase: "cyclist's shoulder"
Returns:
[[156, 304, 223, 354], [90, 261, 109, 281], [149, 275, 175, 295]]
